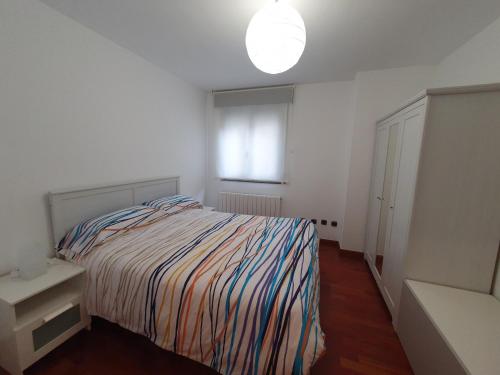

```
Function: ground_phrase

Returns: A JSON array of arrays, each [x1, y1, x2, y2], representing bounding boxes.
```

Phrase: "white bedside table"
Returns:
[[0, 258, 90, 375]]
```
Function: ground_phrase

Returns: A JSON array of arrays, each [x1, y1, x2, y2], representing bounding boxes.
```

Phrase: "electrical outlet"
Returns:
[[311, 219, 317, 224], [331, 221, 338, 227], [321, 219, 327, 225]]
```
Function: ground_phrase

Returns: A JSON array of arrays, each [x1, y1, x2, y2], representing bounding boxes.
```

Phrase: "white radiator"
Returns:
[[218, 192, 281, 217]]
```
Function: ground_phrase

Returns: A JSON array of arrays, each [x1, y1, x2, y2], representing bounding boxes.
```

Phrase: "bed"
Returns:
[[48, 177, 325, 374]]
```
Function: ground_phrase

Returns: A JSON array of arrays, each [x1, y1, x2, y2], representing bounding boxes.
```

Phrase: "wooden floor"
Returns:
[[4, 241, 413, 375]]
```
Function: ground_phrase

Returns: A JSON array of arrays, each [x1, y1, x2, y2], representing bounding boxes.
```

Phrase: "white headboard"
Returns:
[[48, 176, 179, 246]]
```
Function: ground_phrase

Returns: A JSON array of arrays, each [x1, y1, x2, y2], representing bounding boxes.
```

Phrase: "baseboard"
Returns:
[[319, 239, 340, 247], [320, 239, 365, 258], [339, 248, 364, 258]]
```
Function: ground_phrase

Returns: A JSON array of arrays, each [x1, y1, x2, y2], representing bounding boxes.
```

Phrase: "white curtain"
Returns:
[[216, 103, 288, 182]]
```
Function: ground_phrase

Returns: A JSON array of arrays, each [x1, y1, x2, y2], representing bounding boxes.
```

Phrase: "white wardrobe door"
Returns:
[[382, 102, 426, 317], [376, 122, 401, 270], [365, 125, 389, 266]]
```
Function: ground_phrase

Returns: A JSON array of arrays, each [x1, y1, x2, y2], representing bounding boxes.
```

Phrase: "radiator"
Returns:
[[218, 192, 281, 217]]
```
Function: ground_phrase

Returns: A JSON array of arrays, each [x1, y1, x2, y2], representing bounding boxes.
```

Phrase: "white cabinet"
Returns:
[[398, 280, 500, 375], [365, 83, 500, 326]]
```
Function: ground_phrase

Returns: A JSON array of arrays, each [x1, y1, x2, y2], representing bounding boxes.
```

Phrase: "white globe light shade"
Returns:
[[246, 2, 306, 74]]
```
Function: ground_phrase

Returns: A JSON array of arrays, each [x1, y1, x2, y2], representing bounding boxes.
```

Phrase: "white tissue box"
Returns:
[[18, 249, 47, 280]]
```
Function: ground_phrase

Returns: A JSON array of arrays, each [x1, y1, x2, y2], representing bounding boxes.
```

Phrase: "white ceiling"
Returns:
[[40, 0, 500, 90]]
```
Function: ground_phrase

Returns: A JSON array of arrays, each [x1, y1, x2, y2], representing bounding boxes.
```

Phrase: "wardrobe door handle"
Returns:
[[376, 196, 384, 201]]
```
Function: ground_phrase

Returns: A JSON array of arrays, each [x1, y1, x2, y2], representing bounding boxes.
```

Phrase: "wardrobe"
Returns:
[[365, 83, 500, 326]]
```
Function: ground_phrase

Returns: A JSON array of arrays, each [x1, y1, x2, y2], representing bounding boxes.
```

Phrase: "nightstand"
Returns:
[[0, 259, 90, 375]]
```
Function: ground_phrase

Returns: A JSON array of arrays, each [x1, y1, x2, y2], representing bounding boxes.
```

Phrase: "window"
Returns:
[[212, 85, 294, 183], [215, 103, 288, 182]]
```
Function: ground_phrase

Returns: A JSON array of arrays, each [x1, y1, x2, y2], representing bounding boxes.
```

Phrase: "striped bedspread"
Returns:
[[61, 208, 325, 374]]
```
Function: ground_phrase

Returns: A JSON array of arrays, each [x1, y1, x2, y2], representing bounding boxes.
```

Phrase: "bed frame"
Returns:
[[48, 177, 180, 247]]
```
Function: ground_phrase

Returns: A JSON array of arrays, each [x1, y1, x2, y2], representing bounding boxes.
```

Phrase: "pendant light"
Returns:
[[246, 1, 306, 74]]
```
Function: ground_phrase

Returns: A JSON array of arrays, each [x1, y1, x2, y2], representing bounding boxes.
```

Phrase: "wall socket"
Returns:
[[311, 219, 338, 227]]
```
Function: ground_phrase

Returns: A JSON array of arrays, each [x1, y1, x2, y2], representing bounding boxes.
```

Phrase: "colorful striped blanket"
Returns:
[[59, 208, 325, 374]]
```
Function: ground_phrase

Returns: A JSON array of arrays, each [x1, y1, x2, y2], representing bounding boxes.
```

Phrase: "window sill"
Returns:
[[219, 178, 287, 185]]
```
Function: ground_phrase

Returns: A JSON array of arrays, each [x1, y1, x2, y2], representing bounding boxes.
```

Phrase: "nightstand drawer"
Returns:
[[32, 303, 81, 351], [15, 295, 88, 369]]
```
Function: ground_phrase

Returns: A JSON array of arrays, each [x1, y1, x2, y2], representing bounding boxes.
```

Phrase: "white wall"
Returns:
[[434, 16, 500, 87], [205, 81, 355, 241], [340, 66, 436, 251], [0, 0, 206, 275]]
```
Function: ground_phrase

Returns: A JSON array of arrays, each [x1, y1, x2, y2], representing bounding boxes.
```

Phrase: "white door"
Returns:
[[382, 100, 427, 318], [375, 122, 401, 276], [365, 125, 389, 268]]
